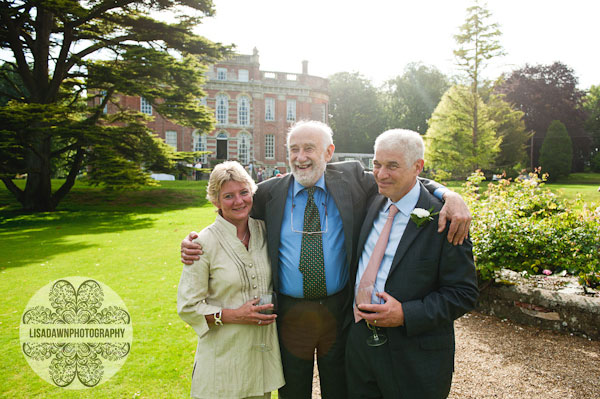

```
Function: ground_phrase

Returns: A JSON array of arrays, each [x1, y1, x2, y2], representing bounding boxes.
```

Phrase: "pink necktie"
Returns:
[[354, 204, 399, 322]]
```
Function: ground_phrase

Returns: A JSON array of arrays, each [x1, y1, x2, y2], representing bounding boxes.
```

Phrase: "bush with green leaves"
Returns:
[[539, 120, 573, 182], [464, 170, 600, 288], [591, 151, 600, 173]]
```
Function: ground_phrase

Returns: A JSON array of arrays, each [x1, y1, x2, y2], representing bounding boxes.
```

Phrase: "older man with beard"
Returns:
[[181, 120, 471, 399]]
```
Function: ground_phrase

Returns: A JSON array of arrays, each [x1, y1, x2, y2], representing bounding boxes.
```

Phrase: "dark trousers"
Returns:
[[345, 320, 400, 399], [277, 289, 349, 399]]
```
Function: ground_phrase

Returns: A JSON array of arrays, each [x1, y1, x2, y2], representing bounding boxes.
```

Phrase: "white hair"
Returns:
[[286, 120, 333, 151], [374, 129, 424, 167]]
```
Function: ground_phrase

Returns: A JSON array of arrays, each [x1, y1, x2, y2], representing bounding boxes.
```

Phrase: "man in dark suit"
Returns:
[[350, 129, 479, 399], [181, 121, 472, 399]]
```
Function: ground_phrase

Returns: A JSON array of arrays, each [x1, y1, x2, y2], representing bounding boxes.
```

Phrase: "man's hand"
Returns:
[[438, 191, 472, 245], [356, 292, 404, 328], [181, 232, 203, 265]]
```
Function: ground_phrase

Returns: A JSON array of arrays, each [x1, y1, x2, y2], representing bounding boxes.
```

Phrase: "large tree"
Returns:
[[539, 120, 572, 181], [486, 93, 531, 173], [425, 85, 500, 178], [0, 0, 227, 211], [328, 72, 385, 153], [583, 85, 600, 171], [453, 0, 505, 158], [382, 63, 450, 134], [496, 62, 589, 171]]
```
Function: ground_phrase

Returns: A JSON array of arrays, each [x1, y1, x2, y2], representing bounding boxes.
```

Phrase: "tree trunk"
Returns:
[[21, 134, 55, 211]]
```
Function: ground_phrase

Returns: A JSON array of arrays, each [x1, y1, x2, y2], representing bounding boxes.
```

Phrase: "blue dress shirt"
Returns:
[[354, 182, 421, 303], [279, 175, 348, 298]]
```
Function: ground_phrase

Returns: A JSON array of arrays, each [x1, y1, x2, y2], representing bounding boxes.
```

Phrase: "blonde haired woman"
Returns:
[[178, 161, 284, 399]]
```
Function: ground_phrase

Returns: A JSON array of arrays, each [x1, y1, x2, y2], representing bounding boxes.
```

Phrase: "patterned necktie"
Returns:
[[299, 186, 327, 299], [354, 204, 399, 322]]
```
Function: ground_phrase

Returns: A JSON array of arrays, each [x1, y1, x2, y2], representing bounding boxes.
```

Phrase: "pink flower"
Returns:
[[542, 269, 552, 276]]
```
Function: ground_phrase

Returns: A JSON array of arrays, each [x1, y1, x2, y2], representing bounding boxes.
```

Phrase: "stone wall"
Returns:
[[477, 283, 600, 340]]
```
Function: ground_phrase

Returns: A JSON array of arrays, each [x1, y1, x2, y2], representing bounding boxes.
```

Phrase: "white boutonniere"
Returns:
[[410, 207, 439, 228]]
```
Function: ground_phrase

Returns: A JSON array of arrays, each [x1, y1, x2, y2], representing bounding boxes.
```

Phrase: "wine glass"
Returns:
[[254, 291, 277, 352], [356, 287, 387, 347]]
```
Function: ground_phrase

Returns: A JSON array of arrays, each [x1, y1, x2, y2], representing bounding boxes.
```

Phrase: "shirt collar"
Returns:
[[293, 174, 327, 197], [384, 181, 420, 217]]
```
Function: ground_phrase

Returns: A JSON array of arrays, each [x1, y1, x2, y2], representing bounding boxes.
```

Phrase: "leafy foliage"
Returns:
[[464, 171, 600, 288], [0, 0, 228, 211], [496, 62, 589, 171], [583, 85, 600, 171], [425, 85, 501, 178], [486, 94, 531, 174], [328, 72, 385, 153], [454, 0, 505, 89], [453, 0, 504, 168], [382, 63, 450, 134], [540, 120, 573, 182]]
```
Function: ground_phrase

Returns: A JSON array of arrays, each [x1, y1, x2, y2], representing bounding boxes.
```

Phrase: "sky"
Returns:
[[194, 0, 599, 90]]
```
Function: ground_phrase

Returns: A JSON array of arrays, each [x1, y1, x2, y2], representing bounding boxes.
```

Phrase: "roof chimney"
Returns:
[[302, 60, 308, 75]]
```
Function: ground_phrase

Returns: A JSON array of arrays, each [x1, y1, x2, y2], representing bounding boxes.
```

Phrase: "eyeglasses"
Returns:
[[290, 202, 328, 235]]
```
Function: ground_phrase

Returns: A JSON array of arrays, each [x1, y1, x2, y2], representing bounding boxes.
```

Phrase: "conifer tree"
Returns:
[[0, 0, 228, 211], [539, 120, 572, 181]]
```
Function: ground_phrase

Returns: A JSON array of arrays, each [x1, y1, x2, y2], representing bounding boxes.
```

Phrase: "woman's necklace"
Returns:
[[239, 229, 248, 243]]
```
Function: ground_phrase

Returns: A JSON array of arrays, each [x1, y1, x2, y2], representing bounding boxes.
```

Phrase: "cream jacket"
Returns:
[[177, 215, 284, 399]]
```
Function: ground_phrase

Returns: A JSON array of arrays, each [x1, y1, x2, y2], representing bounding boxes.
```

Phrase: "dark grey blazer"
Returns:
[[350, 182, 479, 398], [251, 161, 377, 294]]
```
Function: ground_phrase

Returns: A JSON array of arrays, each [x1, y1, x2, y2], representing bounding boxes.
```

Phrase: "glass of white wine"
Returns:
[[356, 286, 387, 347], [254, 291, 277, 352]]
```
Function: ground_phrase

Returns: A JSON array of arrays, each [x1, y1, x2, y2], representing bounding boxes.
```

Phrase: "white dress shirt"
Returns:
[[354, 182, 421, 303]]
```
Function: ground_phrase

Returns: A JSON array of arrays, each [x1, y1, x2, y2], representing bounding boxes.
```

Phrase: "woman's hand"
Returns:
[[223, 298, 277, 326]]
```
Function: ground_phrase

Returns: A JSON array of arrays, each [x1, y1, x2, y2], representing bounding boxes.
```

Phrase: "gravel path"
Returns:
[[310, 311, 600, 398], [450, 311, 600, 399]]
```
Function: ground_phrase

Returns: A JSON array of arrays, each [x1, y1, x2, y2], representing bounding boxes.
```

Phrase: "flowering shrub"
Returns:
[[464, 171, 600, 288]]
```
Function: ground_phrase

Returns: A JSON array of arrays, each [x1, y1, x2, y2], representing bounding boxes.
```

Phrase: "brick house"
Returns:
[[98, 48, 329, 178]]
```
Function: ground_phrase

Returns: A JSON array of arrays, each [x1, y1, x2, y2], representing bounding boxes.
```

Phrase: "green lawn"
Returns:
[[0, 180, 223, 398], [444, 173, 600, 205], [548, 173, 600, 204]]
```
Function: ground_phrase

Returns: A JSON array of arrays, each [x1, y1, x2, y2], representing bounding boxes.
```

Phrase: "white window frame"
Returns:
[[140, 97, 152, 115], [165, 130, 177, 150], [265, 97, 275, 121], [238, 96, 250, 126], [217, 68, 227, 81], [286, 99, 296, 122], [216, 94, 228, 124], [193, 132, 207, 163], [238, 133, 250, 164], [265, 134, 275, 159], [100, 90, 108, 114], [238, 69, 249, 82]]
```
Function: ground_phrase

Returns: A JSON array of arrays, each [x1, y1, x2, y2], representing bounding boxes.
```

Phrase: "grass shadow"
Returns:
[[0, 210, 156, 269], [0, 179, 209, 214]]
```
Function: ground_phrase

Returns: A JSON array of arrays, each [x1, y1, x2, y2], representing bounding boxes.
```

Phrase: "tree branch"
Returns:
[[50, 141, 82, 158], [0, 6, 35, 95], [1, 176, 24, 203], [48, 24, 74, 98], [71, 0, 134, 28], [51, 147, 85, 208]]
